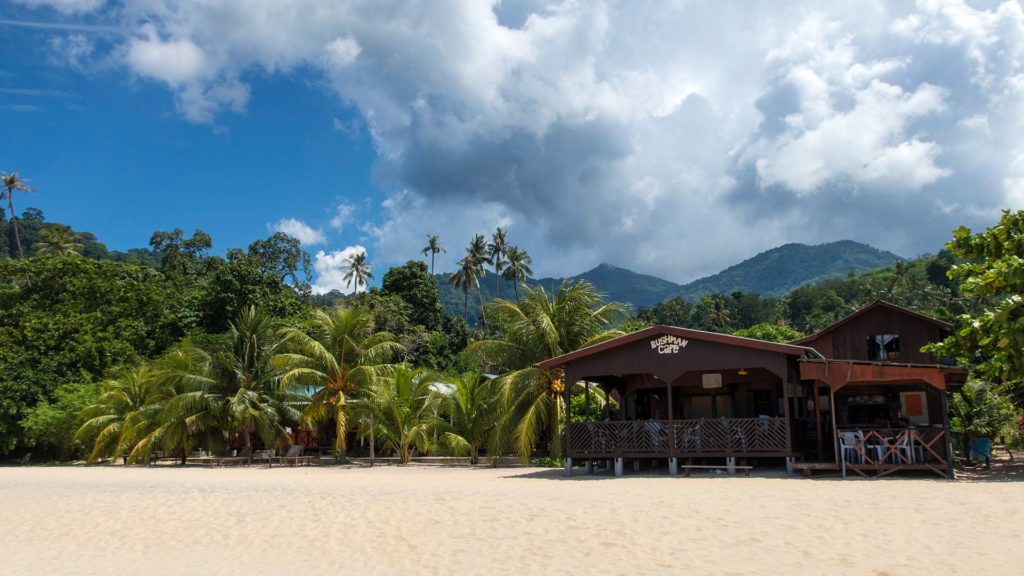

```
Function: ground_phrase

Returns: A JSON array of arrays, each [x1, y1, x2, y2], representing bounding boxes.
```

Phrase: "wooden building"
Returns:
[[539, 300, 967, 478]]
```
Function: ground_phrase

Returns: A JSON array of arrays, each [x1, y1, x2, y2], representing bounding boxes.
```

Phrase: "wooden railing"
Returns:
[[837, 427, 949, 478], [566, 418, 788, 458]]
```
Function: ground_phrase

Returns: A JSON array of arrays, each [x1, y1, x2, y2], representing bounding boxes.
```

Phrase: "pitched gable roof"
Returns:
[[538, 325, 816, 370], [789, 300, 952, 346]]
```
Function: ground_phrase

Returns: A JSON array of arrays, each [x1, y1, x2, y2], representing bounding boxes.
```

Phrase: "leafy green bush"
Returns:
[[20, 382, 100, 461]]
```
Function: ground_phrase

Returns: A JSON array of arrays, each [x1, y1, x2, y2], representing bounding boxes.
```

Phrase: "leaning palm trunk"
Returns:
[[7, 195, 22, 258]]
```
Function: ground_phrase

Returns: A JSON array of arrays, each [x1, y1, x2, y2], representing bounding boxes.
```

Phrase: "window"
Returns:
[[868, 334, 900, 360]]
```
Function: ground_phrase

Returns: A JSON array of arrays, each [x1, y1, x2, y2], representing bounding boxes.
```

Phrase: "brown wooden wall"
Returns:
[[561, 334, 797, 386], [799, 307, 949, 363]]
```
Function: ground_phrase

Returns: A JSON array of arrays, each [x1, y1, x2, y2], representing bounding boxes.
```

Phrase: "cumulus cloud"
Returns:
[[312, 245, 368, 295], [271, 218, 326, 245], [24, 0, 1024, 281]]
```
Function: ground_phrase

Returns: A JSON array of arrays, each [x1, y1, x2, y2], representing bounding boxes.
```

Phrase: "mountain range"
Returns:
[[438, 240, 902, 322]]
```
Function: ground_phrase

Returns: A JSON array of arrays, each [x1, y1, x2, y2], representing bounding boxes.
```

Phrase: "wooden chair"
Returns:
[[277, 445, 314, 467], [251, 449, 275, 467], [218, 446, 253, 466]]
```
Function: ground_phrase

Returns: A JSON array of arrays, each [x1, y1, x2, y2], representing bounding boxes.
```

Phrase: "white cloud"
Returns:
[[330, 203, 356, 229], [271, 218, 326, 245], [322, 37, 361, 69], [29, 0, 1024, 281], [312, 245, 368, 295], [127, 25, 208, 86]]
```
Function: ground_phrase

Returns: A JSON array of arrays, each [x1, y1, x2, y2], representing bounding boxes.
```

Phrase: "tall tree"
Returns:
[[468, 280, 627, 462], [276, 306, 403, 454], [501, 246, 533, 303], [247, 232, 312, 290], [421, 234, 445, 275], [488, 227, 508, 299], [467, 234, 491, 329], [926, 210, 1024, 384], [382, 260, 444, 331], [448, 256, 479, 324], [1, 171, 34, 259], [343, 251, 373, 293], [149, 228, 212, 278], [32, 224, 84, 257]]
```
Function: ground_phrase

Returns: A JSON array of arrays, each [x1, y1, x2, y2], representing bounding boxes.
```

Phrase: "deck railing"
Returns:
[[837, 427, 949, 478], [566, 417, 788, 458]]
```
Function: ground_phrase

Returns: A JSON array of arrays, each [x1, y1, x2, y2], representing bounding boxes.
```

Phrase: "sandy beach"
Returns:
[[1, 464, 1022, 576]]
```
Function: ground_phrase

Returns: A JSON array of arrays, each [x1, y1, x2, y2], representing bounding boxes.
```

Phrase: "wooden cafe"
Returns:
[[540, 301, 967, 479]]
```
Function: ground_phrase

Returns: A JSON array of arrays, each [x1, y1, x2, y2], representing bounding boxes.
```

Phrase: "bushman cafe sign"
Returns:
[[650, 334, 688, 354]]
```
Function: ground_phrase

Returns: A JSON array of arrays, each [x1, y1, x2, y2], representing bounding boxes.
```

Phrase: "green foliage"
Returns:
[[469, 280, 627, 462], [382, 260, 443, 331], [0, 257, 188, 453], [733, 322, 804, 343], [951, 380, 1017, 460], [246, 232, 312, 290], [350, 364, 439, 463], [197, 254, 306, 332], [927, 210, 1024, 384], [149, 228, 212, 278], [20, 382, 100, 461], [568, 387, 618, 423], [277, 306, 403, 453], [433, 372, 501, 464]]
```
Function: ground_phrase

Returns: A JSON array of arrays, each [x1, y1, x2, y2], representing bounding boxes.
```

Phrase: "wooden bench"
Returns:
[[679, 464, 752, 477]]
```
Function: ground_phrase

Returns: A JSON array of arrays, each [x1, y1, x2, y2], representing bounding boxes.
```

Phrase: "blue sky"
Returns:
[[3, 1, 1024, 293]]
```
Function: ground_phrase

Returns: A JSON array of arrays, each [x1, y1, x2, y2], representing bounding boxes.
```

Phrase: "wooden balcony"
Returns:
[[566, 417, 789, 459]]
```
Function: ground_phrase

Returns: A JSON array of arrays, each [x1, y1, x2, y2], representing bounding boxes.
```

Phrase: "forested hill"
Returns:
[[675, 241, 902, 300], [437, 240, 903, 321]]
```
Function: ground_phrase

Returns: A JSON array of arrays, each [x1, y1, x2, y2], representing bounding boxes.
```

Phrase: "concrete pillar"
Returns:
[[785, 456, 795, 475], [564, 457, 573, 477], [614, 457, 624, 477], [669, 457, 679, 476], [585, 459, 594, 474], [726, 457, 736, 475]]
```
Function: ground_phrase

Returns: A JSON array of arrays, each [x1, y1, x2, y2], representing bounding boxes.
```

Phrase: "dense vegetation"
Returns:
[[1, 171, 1022, 462]]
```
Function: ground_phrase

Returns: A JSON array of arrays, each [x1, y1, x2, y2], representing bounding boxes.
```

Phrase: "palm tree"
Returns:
[[33, 224, 84, 256], [349, 364, 439, 463], [421, 234, 445, 275], [433, 371, 502, 465], [343, 251, 373, 292], [501, 246, 533, 303], [467, 234, 491, 329], [1, 171, 34, 259], [155, 307, 295, 456], [468, 280, 627, 462], [488, 227, 508, 299], [76, 366, 164, 463], [448, 256, 479, 324], [276, 306, 403, 454], [128, 344, 225, 465]]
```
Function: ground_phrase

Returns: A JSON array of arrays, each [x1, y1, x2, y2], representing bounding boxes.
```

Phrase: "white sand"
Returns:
[[1, 464, 1021, 576]]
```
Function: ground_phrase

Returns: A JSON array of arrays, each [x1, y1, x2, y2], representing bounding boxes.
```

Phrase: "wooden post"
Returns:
[[666, 374, 675, 467], [563, 369, 572, 475], [813, 382, 823, 461], [940, 390, 955, 480], [782, 378, 792, 473], [585, 380, 591, 421], [369, 416, 375, 467], [828, 385, 841, 472]]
